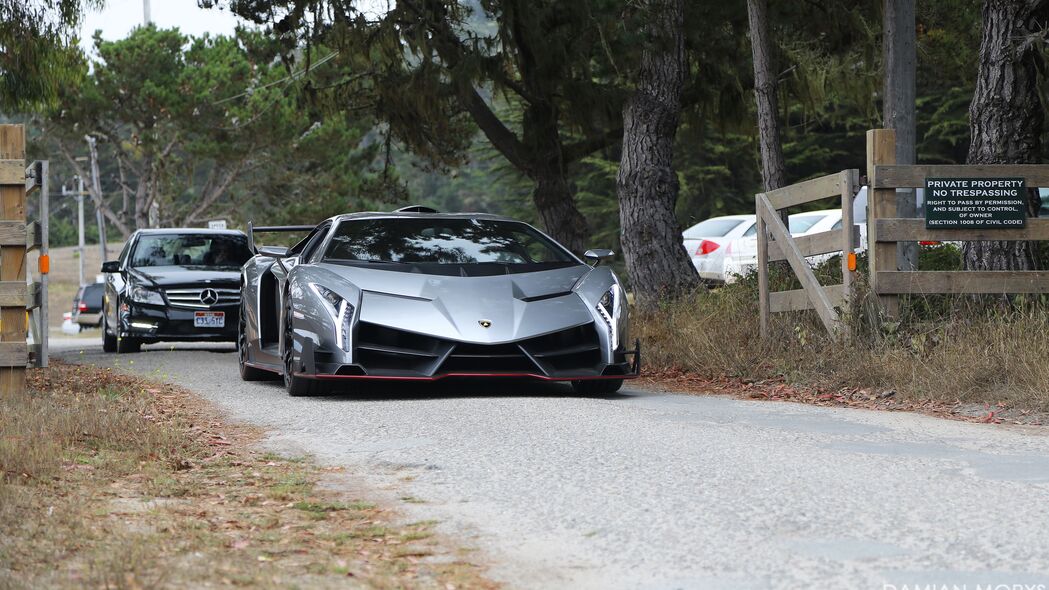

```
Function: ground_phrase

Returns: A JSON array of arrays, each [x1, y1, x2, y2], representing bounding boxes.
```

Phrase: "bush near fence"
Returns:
[[636, 245, 1049, 411]]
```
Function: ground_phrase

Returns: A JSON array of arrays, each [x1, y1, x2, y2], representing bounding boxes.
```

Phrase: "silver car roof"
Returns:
[[327, 211, 516, 224]]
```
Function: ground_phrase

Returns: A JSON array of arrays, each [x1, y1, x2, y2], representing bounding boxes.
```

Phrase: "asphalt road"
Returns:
[[54, 337, 1049, 590]]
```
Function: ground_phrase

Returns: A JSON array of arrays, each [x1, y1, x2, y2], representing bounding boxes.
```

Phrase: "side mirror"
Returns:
[[584, 248, 615, 266], [101, 260, 121, 273], [257, 246, 290, 258]]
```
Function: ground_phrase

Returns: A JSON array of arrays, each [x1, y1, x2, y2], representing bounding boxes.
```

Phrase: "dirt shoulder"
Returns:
[[1, 361, 497, 589], [638, 368, 1049, 427]]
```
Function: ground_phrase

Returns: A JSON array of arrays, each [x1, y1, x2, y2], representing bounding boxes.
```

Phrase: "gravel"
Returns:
[[55, 337, 1049, 590]]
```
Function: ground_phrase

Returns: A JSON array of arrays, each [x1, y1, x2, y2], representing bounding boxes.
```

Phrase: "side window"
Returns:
[[300, 224, 331, 262], [743, 223, 758, 237], [832, 220, 842, 230]]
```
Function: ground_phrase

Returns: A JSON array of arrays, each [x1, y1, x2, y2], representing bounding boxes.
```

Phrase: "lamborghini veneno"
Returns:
[[238, 209, 640, 396]]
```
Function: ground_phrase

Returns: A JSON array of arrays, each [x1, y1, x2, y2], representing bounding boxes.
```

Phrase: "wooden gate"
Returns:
[[867, 128, 1049, 315], [756, 169, 860, 338]]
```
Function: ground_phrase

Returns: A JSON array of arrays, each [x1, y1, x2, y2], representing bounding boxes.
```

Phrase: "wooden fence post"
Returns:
[[756, 195, 770, 339], [0, 125, 26, 394], [866, 129, 900, 318], [840, 169, 858, 335]]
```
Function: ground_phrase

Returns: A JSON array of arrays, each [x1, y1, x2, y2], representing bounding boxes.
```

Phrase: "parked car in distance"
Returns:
[[73, 283, 105, 328], [681, 215, 756, 282], [722, 200, 869, 283], [101, 228, 253, 353]]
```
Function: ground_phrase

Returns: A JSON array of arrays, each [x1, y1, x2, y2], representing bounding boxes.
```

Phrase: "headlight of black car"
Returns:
[[128, 282, 165, 306], [311, 284, 354, 352]]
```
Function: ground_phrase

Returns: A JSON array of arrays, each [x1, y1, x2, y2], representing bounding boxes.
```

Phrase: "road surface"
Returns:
[[54, 337, 1049, 590]]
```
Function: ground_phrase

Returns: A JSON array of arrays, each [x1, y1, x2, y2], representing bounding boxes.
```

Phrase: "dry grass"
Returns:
[[1, 362, 497, 589], [636, 278, 1049, 412]]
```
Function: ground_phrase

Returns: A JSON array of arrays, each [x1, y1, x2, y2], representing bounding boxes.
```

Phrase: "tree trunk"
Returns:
[[746, 0, 787, 193], [963, 0, 1048, 271], [617, 0, 700, 306], [522, 102, 590, 254], [532, 171, 588, 254], [883, 0, 918, 271]]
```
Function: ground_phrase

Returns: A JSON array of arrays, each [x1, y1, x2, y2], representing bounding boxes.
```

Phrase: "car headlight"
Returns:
[[595, 283, 625, 350], [128, 283, 165, 306], [311, 284, 354, 353]]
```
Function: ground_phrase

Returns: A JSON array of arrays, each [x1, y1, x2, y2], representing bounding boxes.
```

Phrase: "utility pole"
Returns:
[[85, 136, 108, 261], [884, 0, 917, 271], [61, 178, 87, 286]]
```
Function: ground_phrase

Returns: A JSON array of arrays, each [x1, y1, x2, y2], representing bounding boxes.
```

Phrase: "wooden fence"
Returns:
[[0, 124, 49, 394], [867, 128, 1049, 316], [758, 128, 1049, 339], [756, 169, 860, 338]]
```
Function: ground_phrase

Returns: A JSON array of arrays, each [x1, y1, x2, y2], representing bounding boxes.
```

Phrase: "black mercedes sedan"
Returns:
[[101, 229, 253, 353]]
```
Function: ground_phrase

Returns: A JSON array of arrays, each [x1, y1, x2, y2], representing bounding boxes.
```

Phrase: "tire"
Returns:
[[282, 297, 328, 396], [238, 302, 273, 381], [572, 379, 624, 395], [102, 317, 117, 353]]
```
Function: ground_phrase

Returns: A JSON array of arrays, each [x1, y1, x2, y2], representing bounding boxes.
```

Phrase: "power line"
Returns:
[[212, 51, 339, 105]]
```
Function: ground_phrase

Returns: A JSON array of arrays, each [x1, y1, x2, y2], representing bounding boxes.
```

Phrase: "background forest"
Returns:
[[14, 0, 1011, 256]]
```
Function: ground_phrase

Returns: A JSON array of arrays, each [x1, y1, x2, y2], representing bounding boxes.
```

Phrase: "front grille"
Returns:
[[439, 341, 537, 373], [355, 322, 449, 374], [163, 287, 240, 309], [354, 321, 602, 377], [519, 324, 602, 373]]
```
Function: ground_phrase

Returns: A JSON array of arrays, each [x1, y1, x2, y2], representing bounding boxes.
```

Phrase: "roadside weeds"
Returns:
[[1, 361, 497, 589], [634, 278, 1049, 426]]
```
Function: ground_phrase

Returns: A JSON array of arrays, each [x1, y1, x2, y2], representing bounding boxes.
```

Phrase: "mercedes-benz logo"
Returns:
[[200, 288, 219, 306], [478, 319, 492, 328]]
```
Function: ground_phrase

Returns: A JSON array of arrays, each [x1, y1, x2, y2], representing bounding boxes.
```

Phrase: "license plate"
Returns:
[[194, 311, 225, 328]]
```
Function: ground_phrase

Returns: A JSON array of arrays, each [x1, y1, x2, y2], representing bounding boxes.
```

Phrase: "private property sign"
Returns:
[[925, 177, 1027, 229]]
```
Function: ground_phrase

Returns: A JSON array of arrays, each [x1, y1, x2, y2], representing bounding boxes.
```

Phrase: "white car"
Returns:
[[681, 214, 756, 282], [722, 191, 870, 283]]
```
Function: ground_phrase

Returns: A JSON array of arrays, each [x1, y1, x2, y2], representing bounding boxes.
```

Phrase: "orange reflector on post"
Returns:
[[847, 252, 857, 272], [38, 254, 50, 275]]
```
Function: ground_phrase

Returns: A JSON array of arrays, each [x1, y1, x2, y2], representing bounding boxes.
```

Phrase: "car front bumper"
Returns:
[[293, 328, 642, 383], [121, 302, 239, 342]]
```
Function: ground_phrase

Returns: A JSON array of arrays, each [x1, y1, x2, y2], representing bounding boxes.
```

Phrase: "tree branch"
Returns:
[[55, 137, 131, 236], [562, 127, 624, 163]]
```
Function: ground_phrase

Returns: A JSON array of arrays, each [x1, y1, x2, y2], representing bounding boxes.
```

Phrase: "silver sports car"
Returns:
[[238, 208, 640, 396]]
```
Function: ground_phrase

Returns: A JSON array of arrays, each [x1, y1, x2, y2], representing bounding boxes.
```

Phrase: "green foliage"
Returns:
[[385, 0, 990, 259], [0, 0, 101, 110], [41, 25, 386, 233]]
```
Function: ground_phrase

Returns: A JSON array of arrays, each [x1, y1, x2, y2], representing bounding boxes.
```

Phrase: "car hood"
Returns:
[[315, 263, 598, 344], [129, 265, 241, 287]]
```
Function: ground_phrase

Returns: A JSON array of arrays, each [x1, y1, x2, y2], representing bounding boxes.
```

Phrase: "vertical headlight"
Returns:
[[311, 284, 355, 352], [595, 283, 624, 350]]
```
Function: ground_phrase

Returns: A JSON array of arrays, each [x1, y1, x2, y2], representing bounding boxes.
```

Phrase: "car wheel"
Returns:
[[102, 317, 117, 353], [238, 302, 273, 381], [282, 297, 328, 396], [571, 379, 624, 395]]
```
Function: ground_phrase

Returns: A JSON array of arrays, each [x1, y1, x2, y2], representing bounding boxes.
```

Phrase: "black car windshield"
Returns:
[[130, 234, 251, 269], [323, 218, 577, 275]]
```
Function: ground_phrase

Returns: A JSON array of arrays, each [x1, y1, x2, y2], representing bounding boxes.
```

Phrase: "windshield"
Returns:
[[130, 234, 251, 269], [682, 218, 747, 239], [323, 218, 577, 276], [788, 215, 827, 235]]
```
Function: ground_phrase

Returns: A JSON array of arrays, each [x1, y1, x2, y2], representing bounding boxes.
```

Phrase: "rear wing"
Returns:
[[247, 221, 316, 253]]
